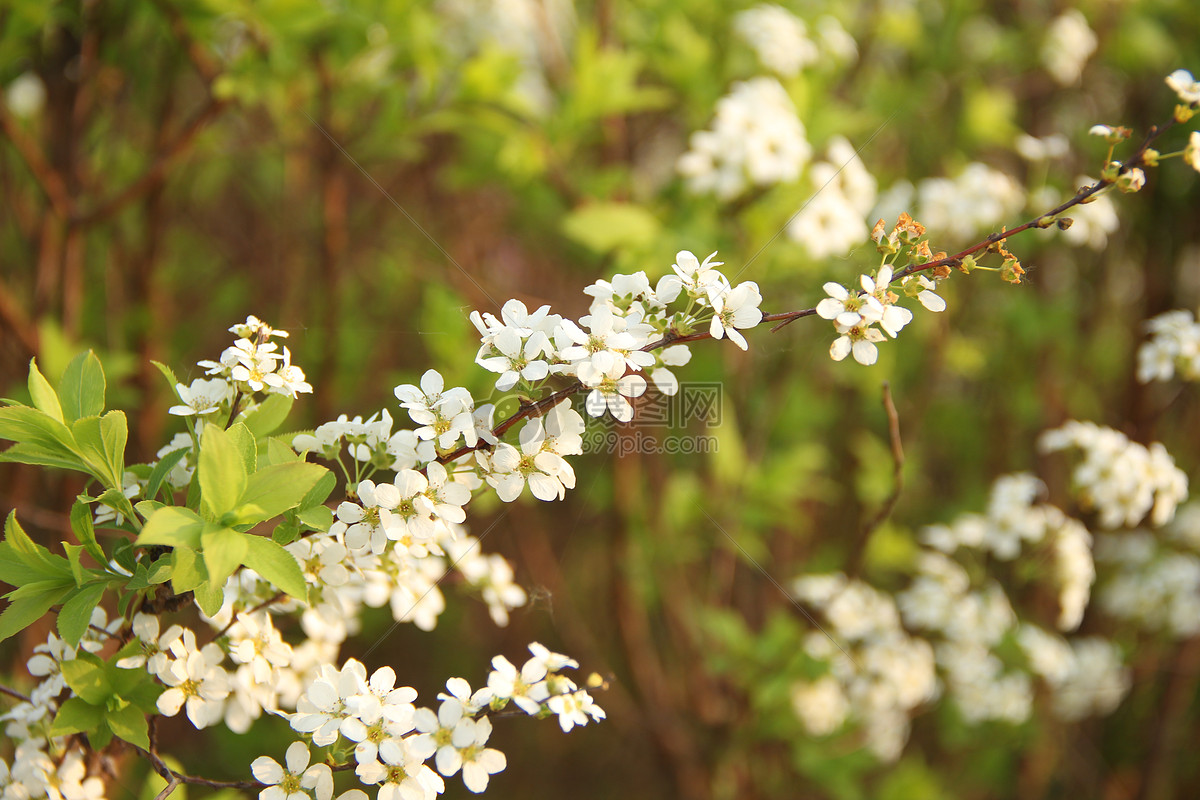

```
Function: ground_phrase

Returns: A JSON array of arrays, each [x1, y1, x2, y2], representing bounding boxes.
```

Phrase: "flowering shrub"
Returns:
[[3, 2, 1200, 798]]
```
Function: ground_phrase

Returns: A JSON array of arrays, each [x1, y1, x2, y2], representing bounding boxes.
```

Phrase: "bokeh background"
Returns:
[[3, 0, 1200, 798]]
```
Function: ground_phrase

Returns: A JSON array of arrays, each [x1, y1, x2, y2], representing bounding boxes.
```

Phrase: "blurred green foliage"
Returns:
[[3, 0, 1200, 798]]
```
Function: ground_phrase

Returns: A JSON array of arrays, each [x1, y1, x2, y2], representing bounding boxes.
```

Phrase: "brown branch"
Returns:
[[0, 274, 41, 355], [148, 0, 222, 85], [848, 383, 905, 576], [0, 683, 32, 703], [74, 97, 230, 226], [0, 104, 74, 218]]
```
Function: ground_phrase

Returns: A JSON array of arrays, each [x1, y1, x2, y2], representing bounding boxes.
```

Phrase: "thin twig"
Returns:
[[848, 383, 905, 575], [0, 104, 74, 218]]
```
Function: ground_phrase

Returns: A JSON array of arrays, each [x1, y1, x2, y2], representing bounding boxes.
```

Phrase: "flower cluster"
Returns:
[[677, 77, 812, 199], [786, 136, 878, 260], [1039, 421, 1189, 529], [1094, 504, 1200, 639], [733, 5, 855, 77], [815, 216, 946, 366], [195, 315, 313, 400], [1137, 308, 1200, 383], [791, 574, 938, 760]]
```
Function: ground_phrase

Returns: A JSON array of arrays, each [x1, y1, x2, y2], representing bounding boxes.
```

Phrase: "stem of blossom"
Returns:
[[0, 683, 32, 703], [848, 383, 905, 577]]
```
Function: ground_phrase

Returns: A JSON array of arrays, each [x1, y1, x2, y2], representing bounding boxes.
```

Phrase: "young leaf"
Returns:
[[0, 441, 89, 472], [300, 469, 336, 509], [241, 393, 293, 438], [263, 436, 302, 466], [201, 525, 247, 588], [0, 583, 73, 643], [169, 546, 205, 594], [241, 534, 306, 601], [198, 425, 248, 518], [297, 505, 333, 532], [0, 405, 80, 460], [106, 703, 151, 750], [60, 651, 110, 703], [137, 507, 205, 549], [150, 360, 181, 395], [49, 696, 105, 737], [228, 421, 257, 476], [57, 582, 108, 647], [69, 498, 107, 564], [59, 350, 106, 421], [193, 580, 223, 617], [28, 358, 64, 422], [99, 411, 129, 489], [146, 447, 188, 503], [2, 511, 71, 576], [231, 462, 328, 525], [71, 416, 121, 488]]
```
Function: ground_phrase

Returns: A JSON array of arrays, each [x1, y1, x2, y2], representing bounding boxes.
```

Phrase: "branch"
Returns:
[[848, 383, 905, 575], [73, 97, 230, 226], [0, 103, 74, 218]]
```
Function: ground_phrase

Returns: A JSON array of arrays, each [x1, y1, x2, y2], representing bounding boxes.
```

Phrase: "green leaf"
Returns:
[[231, 462, 328, 525], [0, 441, 88, 472], [60, 652, 110, 703], [125, 676, 164, 712], [64, 543, 88, 585], [150, 360, 181, 395], [0, 405, 80, 460], [561, 202, 662, 254], [198, 425, 248, 517], [201, 525, 247, 588], [28, 358, 64, 422], [241, 534, 306, 600], [49, 696, 105, 737], [170, 546, 205, 594], [193, 580, 223, 616], [228, 422, 257, 475], [241, 393, 293, 438], [59, 350, 106, 421], [69, 498, 107, 564], [297, 505, 333, 532], [2, 512, 71, 576], [106, 703, 151, 750], [99, 411, 128, 488], [300, 469, 336, 509], [71, 415, 120, 487], [136, 507, 205, 549], [125, 555, 173, 590], [263, 436, 301, 465], [57, 582, 108, 647], [146, 447, 189, 502], [0, 583, 73, 643]]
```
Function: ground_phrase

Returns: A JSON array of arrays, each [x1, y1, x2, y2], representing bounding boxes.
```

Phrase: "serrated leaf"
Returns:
[[241, 393, 293, 438], [201, 525, 247, 588], [106, 702, 151, 750], [231, 462, 328, 525], [150, 361, 181, 395], [0, 583, 73, 643], [28, 358, 64, 422], [136, 507, 205, 549], [146, 447, 189, 502], [64, 543, 87, 585], [49, 696, 105, 737], [59, 351, 106, 421], [263, 436, 301, 465], [69, 499, 107, 564], [241, 535, 306, 600], [57, 582, 108, 647], [272, 517, 301, 546], [126, 556, 173, 590], [199, 425, 248, 518], [61, 652, 109, 703], [3, 512, 71, 576]]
